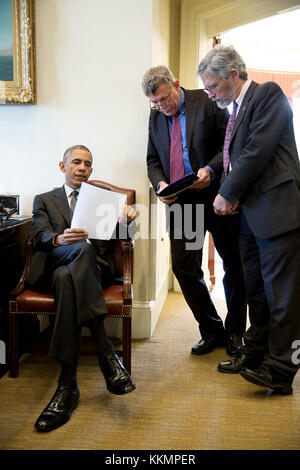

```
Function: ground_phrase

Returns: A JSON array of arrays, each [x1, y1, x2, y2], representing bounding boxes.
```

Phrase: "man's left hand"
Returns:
[[213, 194, 240, 215]]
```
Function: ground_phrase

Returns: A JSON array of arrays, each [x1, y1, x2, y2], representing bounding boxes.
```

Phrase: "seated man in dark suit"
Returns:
[[27, 144, 136, 432]]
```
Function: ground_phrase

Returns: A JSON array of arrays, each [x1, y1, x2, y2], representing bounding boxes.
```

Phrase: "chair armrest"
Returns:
[[121, 240, 134, 306], [9, 240, 33, 301]]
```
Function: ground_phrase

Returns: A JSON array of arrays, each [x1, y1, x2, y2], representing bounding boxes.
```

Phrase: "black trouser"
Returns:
[[45, 242, 112, 366], [168, 191, 246, 340], [239, 212, 300, 380]]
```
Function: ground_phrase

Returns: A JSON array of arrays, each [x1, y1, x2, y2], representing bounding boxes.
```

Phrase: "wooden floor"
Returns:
[[0, 290, 300, 451]]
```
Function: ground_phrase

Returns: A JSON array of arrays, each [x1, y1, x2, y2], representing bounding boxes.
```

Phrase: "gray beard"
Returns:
[[215, 100, 232, 109]]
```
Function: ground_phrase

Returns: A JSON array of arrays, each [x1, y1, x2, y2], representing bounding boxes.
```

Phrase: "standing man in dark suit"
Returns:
[[198, 45, 300, 394], [27, 145, 136, 432], [142, 65, 247, 357]]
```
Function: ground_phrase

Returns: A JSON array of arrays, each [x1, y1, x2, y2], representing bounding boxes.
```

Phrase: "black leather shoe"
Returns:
[[218, 353, 254, 374], [35, 384, 80, 432], [100, 353, 136, 395], [240, 364, 293, 395], [226, 333, 243, 356], [191, 336, 225, 355]]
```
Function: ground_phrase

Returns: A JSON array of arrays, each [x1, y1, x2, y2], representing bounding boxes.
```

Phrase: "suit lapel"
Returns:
[[231, 81, 257, 141], [184, 90, 197, 153], [157, 111, 170, 159], [52, 186, 71, 226]]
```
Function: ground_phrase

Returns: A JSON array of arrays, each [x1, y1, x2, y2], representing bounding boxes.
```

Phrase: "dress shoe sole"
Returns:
[[35, 396, 80, 432], [217, 364, 241, 374], [191, 343, 225, 356], [107, 383, 136, 395], [240, 369, 293, 395]]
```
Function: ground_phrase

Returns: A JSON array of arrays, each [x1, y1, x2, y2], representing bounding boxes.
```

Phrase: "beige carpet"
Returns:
[[1, 291, 300, 450]]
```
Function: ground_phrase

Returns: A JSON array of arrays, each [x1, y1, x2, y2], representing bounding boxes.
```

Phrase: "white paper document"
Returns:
[[71, 182, 127, 240]]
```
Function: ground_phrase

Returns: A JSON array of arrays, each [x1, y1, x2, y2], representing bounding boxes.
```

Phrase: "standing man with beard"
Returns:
[[142, 66, 247, 359], [198, 45, 300, 394]]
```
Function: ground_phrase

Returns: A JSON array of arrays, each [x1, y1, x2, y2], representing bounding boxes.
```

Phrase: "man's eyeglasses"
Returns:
[[203, 82, 219, 94], [150, 88, 172, 109]]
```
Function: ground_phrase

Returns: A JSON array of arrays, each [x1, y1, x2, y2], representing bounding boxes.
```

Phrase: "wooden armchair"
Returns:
[[9, 180, 135, 377]]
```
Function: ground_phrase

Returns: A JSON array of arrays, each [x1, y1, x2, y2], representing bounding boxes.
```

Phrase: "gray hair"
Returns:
[[197, 45, 248, 81], [142, 65, 175, 96], [63, 145, 92, 162]]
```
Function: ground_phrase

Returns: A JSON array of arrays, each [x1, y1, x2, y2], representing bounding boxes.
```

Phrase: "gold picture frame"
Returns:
[[0, 0, 36, 104]]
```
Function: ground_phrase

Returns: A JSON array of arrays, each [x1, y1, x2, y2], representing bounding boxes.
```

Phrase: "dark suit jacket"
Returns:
[[147, 88, 228, 203], [214, 81, 300, 239], [27, 186, 130, 288]]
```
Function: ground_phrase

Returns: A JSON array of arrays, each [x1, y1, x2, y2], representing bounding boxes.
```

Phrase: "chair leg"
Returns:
[[9, 314, 19, 378], [122, 316, 132, 374]]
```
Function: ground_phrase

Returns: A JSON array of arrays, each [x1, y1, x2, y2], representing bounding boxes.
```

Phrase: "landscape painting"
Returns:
[[0, 0, 36, 104], [0, 0, 14, 82]]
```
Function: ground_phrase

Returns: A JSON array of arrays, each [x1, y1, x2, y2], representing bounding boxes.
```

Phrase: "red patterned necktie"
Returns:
[[170, 113, 185, 183], [223, 101, 238, 175]]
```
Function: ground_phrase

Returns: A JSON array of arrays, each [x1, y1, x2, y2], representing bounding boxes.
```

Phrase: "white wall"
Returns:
[[147, 0, 176, 335], [0, 0, 155, 337], [1, 0, 152, 212]]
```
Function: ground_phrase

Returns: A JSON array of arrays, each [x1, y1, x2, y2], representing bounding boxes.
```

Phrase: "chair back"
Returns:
[[87, 180, 135, 278]]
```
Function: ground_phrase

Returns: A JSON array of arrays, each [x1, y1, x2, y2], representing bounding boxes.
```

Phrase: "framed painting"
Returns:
[[0, 0, 36, 104]]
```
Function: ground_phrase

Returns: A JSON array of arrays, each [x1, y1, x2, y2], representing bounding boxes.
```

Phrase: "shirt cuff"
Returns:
[[157, 181, 166, 192], [205, 165, 215, 181]]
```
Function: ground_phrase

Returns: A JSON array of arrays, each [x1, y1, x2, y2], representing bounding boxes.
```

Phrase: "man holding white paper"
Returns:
[[27, 145, 136, 433]]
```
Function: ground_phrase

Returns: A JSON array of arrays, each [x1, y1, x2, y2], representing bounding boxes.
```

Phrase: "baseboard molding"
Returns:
[[132, 270, 169, 338]]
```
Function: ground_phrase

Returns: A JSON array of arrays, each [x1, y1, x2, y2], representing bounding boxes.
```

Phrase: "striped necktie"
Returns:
[[170, 113, 185, 183], [223, 101, 238, 175]]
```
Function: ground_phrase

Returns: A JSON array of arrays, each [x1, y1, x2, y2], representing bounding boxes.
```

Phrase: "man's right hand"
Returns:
[[191, 167, 211, 189], [55, 228, 89, 246], [157, 182, 178, 205]]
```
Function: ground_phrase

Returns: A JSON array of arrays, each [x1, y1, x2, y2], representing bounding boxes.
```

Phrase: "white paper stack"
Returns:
[[71, 182, 126, 240]]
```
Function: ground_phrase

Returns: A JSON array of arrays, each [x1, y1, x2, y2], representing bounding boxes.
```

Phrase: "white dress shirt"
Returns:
[[228, 79, 252, 173], [235, 79, 252, 115]]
